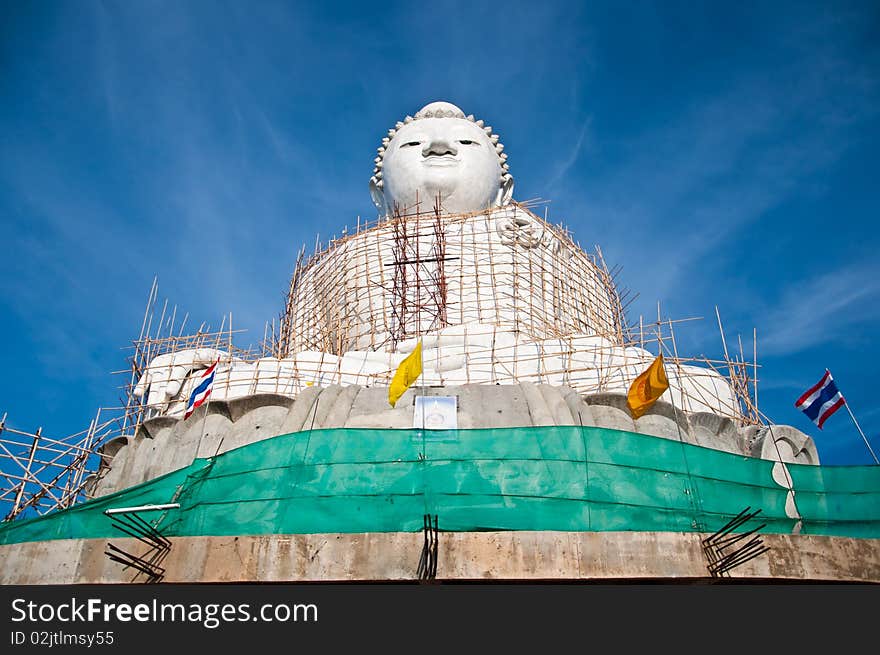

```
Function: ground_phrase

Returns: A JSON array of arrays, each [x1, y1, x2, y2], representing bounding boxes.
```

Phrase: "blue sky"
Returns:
[[1, 1, 878, 465]]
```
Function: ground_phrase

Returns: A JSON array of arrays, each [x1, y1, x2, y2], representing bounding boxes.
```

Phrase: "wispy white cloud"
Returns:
[[758, 264, 880, 356], [561, 56, 877, 343], [545, 117, 592, 191]]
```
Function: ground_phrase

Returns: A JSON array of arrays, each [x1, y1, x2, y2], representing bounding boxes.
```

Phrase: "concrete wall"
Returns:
[[1, 531, 877, 584]]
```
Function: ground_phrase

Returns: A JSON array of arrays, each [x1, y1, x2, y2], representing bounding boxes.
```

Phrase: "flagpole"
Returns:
[[653, 309, 701, 528], [200, 358, 220, 457], [420, 343, 426, 431], [199, 384, 212, 452], [843, 401, 879, 465]]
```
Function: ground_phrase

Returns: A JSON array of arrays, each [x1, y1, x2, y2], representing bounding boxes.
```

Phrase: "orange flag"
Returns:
[[627, 354, 670, 419]]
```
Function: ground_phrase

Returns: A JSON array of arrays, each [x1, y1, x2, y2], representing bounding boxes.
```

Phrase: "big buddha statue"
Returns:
[[135, 102, 745, 427]]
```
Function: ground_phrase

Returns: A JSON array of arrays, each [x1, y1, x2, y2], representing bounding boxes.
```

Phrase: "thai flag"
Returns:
[[184, 361, 218, 420], [795, 369, 846, 429]]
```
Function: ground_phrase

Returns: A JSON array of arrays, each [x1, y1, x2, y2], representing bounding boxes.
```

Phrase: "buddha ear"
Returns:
[[369, 179, 387, 215], [495, 176, 515, 207]]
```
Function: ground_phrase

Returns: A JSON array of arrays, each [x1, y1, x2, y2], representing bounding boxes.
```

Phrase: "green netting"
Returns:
[[784, 463, 880, 537], [1, 425, 878, 545]]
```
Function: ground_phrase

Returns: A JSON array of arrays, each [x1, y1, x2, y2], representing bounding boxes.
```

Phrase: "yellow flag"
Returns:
[[627, 353, 670, 419], [389, 341, 423, 408]]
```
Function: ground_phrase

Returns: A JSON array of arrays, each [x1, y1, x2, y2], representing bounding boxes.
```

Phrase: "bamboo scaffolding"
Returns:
[[0, 409, 118, 521], [0, 278, 263, 521], [269, 201, 761, 423]]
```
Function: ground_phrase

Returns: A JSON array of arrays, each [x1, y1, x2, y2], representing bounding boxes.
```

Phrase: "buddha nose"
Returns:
[[423, 139, 457, 157]]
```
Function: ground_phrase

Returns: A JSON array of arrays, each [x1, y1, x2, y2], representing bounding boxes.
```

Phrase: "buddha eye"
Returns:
[[400, 141, 421, 148], [458, 139, 476, 145]]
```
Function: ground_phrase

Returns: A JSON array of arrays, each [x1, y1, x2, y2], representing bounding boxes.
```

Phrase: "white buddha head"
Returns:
[[369, 101, 514, 216]]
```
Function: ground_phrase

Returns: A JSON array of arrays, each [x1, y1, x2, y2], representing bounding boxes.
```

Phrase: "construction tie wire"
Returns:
[[701, 506, 770, 578], [417, 514, 439, 581]]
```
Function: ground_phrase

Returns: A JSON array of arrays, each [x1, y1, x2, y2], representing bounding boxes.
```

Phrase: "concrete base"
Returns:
[[1, 531, 877, 584]]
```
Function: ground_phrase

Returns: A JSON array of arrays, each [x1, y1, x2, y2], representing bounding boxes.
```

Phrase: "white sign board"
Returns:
[[413, 396, 458, 430]]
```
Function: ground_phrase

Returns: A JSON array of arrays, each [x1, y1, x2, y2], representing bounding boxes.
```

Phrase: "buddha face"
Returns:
[[370, 102, 514, 216]]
